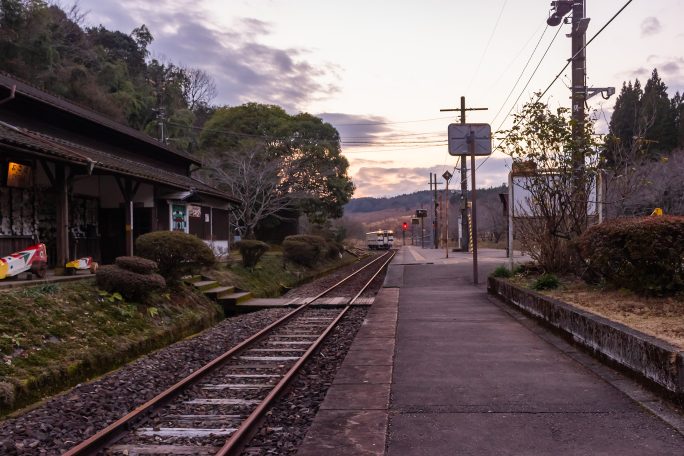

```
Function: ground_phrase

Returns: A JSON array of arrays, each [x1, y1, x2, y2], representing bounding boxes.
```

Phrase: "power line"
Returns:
[[477, 0, 634, 175], [489, 24, 550, 127], [466, 0, 509, 93]]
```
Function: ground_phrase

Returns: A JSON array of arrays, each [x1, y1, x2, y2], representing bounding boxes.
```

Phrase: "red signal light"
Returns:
[[402, 222, 408, 231]]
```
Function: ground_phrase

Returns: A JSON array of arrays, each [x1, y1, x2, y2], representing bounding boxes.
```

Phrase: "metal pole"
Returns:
[[445, 178, 449, 258], [508, 172, 514, 271], [469, 136, 479, 285], [460, 97, 469, 252], [421, 216, 424, 249], [433, 174, 439, 249]]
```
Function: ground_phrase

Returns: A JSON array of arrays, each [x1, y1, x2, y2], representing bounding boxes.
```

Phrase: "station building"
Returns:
[[0, 73, 240, 268]]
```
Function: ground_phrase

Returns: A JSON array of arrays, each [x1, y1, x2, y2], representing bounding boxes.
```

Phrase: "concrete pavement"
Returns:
[[387, 246, 684, 455]]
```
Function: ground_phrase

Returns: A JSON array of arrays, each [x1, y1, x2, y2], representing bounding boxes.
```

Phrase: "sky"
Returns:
[[74, 0, 684, 198]]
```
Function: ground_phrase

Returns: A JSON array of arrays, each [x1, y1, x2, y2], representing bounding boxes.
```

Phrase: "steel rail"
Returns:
[[217, 305, 351, 455], [349, 249, 396, 305], [64, 250, 393, 455], [217, 249, 396, 455], [306, 249, 393, 303]]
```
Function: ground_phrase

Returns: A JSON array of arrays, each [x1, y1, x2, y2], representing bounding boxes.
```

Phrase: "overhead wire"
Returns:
[[465, 0, 509, 94], [477, 0, 635, 177]]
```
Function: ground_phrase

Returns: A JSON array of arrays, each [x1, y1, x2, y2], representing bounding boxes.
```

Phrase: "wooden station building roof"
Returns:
[[0, 72, 239, 205]]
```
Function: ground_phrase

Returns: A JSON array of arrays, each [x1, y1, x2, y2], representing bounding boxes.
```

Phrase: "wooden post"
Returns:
[[55, 164, 69, 270], [116, 178, 137, 257]]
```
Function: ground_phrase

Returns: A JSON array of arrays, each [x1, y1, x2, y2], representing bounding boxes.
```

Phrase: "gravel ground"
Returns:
[[0, 309, 290, 455], [240, 307, 368, 455], [283, 252, 383, 299]]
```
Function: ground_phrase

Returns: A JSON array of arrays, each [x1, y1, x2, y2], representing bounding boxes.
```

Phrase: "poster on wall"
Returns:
[[171, 204, 188, 232], [188, 205, 202, 218]]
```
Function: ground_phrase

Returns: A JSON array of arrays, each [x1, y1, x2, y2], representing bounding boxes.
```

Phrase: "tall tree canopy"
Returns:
[[608, 69, 682, 157], [0, 0, 216, 148], [200, 103, 355, 233]]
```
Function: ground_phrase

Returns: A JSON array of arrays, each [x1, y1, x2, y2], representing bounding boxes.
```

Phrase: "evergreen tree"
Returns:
[[641, 69, 678, 152], [608, 80, 642, 150]]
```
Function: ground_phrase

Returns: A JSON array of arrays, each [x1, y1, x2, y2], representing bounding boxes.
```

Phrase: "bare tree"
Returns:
[[204, 142, 293, 239], [601, 102, 658, 219], [181, 67, 217, 110], [502, 98, 600, 273]]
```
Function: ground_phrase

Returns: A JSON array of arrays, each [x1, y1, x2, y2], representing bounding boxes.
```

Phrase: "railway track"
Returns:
[[64, 249, 396, 456]]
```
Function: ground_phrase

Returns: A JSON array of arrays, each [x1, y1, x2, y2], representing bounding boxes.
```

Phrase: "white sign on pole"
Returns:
[[448, 123, 492, 156], [511, 174, 597, 217]]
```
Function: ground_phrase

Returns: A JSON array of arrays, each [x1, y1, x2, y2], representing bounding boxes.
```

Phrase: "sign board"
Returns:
[[448, 123, 492, 156], [411, 217, 420, 225], [442, 170, 453, 182], [7, 162, 32, 188], [511, 174, 597, 217], [415, 209, 427, 218]]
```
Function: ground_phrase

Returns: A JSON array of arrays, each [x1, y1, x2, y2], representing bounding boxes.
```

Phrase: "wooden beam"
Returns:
[[39, 160, 56, 188], [55, 164, 69, 268]]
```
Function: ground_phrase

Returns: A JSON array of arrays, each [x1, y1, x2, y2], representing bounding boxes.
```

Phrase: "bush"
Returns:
[[236, 240, 269, 269], [532, 273, 560, 290], [282, 235, 328, 267], [96, 265, 166, 301], [491, 266, 512, 278], [136, 231, 215, 284], [115, 256, 158, 274], [579, 216, 684, 295]]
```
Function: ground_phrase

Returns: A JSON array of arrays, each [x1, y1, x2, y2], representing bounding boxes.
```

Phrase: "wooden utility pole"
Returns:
[[441, 97, 487, 252]]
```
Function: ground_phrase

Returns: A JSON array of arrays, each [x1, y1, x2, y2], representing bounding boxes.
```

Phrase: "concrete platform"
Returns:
[[297, 246, 684, 455]]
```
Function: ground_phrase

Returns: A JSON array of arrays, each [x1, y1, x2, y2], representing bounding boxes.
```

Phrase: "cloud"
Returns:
[[618, 56, 684, 94], [318, 113, 394, 144], [640, 17, 661, 37], [77, 0, 339, 111], [352, 155, 510, 198]]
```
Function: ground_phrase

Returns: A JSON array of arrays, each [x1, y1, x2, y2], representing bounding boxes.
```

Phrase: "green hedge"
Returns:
[[136, 231, 215, 284], [579, 216, 684, 294], [236, 240, 269, 269], [115, 256, 158, 274], [282, 234, 333, 266], [96, 265, 166, 300]]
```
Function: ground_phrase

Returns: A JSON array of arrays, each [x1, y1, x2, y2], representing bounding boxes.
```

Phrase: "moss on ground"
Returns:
[[0, 280, 222, 416], [206, 251, 358, 298]]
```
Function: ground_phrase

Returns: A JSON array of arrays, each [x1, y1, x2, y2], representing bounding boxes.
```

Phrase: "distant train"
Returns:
[[366, 230, 394, 250]]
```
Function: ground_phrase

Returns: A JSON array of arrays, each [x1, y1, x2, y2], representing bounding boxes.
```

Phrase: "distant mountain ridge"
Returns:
[[345, 185, 507, 214]]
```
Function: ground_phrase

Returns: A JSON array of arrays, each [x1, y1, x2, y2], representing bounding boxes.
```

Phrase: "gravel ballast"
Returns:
[[0, 250, 389, 455]]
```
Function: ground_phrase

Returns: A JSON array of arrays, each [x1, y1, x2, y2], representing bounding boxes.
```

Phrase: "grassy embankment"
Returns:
[[0, 280, 220, 416], [206, 248, 358, 297], [0, 250, 358, 416]]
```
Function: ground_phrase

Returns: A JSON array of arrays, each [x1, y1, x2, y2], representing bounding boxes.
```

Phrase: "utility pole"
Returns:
[[429, 173, 443, 249], [441, 97, 487, 252], [442, 170, 453, 258]]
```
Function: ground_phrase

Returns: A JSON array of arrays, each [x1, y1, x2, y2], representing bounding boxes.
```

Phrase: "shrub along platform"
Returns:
[[488, 277, 684, 401]]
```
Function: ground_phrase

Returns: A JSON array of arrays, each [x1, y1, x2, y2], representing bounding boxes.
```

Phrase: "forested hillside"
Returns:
[[0, 0, 215, 151], [0, 0, 354, 233]]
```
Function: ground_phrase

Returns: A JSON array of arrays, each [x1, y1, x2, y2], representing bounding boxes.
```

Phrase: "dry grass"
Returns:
[[511, 275, 684, 349]]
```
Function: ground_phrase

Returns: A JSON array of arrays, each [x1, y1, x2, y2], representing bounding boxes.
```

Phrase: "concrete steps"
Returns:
[[182, 275, 253, 309], [218, 291, 253, 305]]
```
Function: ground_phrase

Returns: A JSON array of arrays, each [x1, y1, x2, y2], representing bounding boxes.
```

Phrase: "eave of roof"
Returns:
[[0, 122, 240, 205], [0, 72, 201, 166]]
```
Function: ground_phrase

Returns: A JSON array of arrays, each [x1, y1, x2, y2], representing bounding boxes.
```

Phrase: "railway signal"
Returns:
[[402, 222, 408, 245]]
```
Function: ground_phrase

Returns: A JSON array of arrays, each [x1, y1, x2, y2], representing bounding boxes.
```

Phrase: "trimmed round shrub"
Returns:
[[283, 235, 327, 267], [236, 240, 269, 269], [115, 256, 158, 274], [579, 216, 684, 295], [96, 265, 166, 301], [135, 231, 215, 284]]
